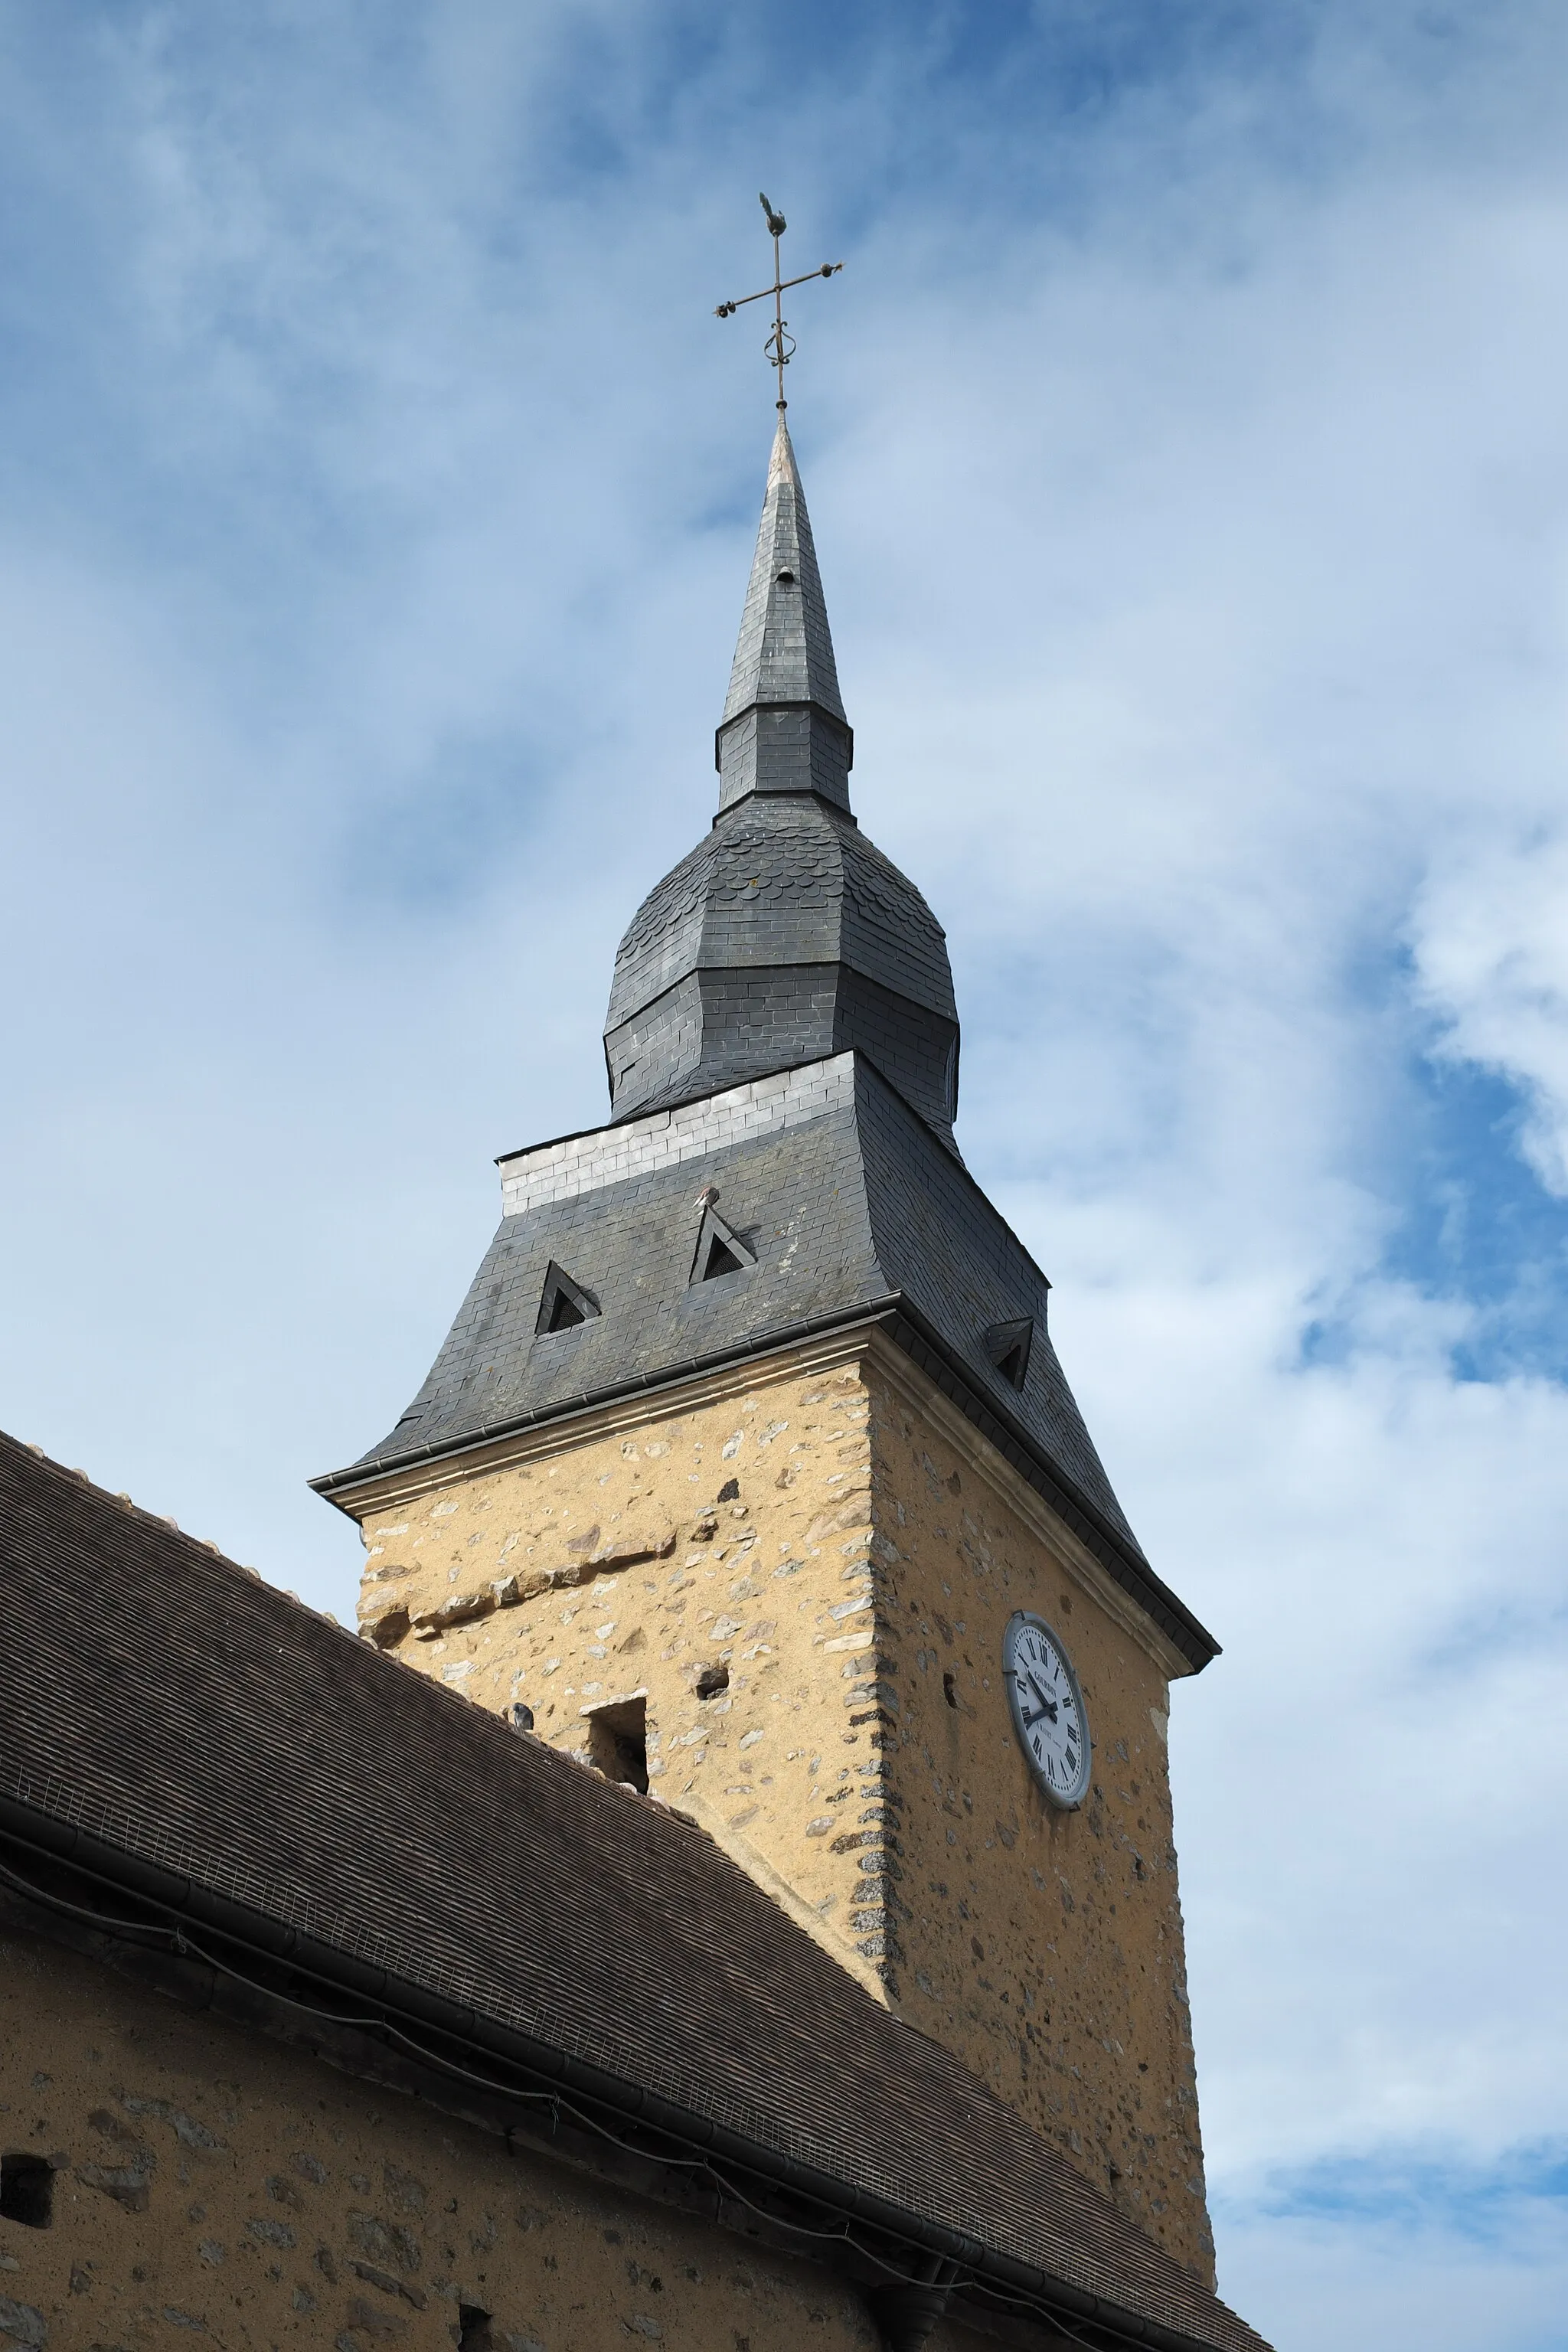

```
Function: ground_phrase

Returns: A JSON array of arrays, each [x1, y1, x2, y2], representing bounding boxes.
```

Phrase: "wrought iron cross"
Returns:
[[714, 193, 843, 410]]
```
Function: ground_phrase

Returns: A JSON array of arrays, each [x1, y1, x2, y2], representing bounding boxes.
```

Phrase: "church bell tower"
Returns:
[[315, 408, 1223, 2287]]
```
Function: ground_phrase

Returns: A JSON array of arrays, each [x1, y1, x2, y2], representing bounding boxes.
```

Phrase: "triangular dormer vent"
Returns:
[[535, 1263, 600, 1336], [982, 1316, 1034, 1393], [690, 1197, 757, 1287]]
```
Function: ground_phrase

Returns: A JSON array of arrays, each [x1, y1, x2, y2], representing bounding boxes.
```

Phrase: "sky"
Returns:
[[3, 4, 1567, 2345]]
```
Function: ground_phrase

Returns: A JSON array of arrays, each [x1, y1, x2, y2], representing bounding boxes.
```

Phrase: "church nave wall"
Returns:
[[0, 1922, 915, 2352]]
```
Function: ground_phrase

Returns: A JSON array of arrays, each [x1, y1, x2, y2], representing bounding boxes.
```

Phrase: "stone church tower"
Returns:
[[315, 416, 1223, 2287]]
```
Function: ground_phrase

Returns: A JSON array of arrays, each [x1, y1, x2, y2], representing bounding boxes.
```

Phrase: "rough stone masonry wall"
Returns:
[[861, 1361, 1214, 2287], [351, 1341, 1213, 2285], [0, 1920, 946, 2352], [354, 1356, 910, 1999]]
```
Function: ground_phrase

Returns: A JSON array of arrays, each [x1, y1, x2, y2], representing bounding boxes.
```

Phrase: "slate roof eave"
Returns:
[[310, 1291, 903, 1500], [309, 1284, 1218, 1674]]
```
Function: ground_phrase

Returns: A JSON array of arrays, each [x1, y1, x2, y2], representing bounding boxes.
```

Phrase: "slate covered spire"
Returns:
[[716, 413, 853, 813], [601, 418, 959, 1138]]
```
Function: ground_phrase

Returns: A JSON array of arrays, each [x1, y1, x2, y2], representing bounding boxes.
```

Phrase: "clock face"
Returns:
[[1002, 1612, 1091, 1808]]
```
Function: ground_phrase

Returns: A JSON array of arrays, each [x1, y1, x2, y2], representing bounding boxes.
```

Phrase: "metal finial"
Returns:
[[713, 196, 842, 410]]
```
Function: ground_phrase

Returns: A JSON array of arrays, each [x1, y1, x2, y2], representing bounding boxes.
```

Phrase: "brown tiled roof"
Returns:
[[0, 1432, 1266, 2352]]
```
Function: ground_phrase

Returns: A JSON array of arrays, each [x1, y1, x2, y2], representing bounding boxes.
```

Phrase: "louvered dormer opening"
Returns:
[[982, 1317, 1034, 1393], [690, 1198, 756, 1287], [535, 1262, 600, 1336], [702, 1233, 745, 1280]]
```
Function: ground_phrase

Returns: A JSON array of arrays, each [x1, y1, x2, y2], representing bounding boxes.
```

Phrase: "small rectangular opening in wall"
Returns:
[[583, 1694, 648, 1792], [0, 2154, 53, 2228], [458, 2308, 495, 2350]]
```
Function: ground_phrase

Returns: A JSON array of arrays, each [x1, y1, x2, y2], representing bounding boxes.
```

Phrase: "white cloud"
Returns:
[[3, 8, 1568, 2346], [1215, 2151, 1568, 2352], [1414, 830, 1568, 1194]]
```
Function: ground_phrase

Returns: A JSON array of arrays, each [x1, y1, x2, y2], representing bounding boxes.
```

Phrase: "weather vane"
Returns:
[[714, 193, 843, 410]]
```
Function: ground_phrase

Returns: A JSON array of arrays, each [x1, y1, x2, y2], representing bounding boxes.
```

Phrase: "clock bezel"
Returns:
[[1001, 1610, 1092, 1810]]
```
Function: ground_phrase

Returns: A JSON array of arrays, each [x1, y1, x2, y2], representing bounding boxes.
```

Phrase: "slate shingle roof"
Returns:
[[0, 1433, 1266, 2352], [329, 1054, 1112, 1534], [604, 415, 959, 1134], [606, 796, 956, 1034], [318, 1054, 1217, 1671], [721, 413, 847, 730], [604, 782, 957, 1131], [715, 413, 853, 818]]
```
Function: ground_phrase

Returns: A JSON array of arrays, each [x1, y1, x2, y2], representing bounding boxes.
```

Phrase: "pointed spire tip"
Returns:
[[716, 415, 851, 813]]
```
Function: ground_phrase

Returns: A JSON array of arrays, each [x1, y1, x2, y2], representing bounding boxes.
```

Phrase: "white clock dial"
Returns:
[[1002, 1612, 1090, 1808]]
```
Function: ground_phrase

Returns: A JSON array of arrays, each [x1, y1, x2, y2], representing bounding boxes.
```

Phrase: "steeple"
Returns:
[[314, 225, 1236, 2313], [600, 421, 958, 1139], [716, 414, 853, 813]]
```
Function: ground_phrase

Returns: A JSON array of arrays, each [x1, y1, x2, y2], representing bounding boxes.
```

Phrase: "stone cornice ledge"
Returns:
[[313, 1298, 1217, 1677]]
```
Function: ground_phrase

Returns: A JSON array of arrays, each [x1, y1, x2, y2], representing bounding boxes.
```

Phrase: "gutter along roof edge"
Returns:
[[0, 1792, 1259, 2352], [310, 1294, 906, 1498]]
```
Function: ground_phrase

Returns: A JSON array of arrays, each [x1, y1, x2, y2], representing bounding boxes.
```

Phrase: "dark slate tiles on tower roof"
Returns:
[[320, 1054, 1216, 1665], [717, 416, 851, 812], [603, 798, 959, 1136], [606, 798, 955, 1027], [603, 411, 958, 1136], [720, 413, 847, 727]]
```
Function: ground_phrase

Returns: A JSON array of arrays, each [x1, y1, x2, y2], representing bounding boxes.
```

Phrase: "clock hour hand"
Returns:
[[1027, 1672, 1059, 1724]]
